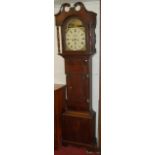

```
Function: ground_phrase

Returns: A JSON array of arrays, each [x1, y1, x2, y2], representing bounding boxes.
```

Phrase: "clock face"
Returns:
[[64, 18, 86, 51], [65, 27, 86, 51]]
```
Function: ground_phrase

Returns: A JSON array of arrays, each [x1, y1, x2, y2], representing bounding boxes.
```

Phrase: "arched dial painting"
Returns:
[[55, 2, 98, 150], [64, 18, 86, 51]]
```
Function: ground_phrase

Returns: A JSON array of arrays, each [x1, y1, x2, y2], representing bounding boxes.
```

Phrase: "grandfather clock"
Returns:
[[55, 2, 97, 149]]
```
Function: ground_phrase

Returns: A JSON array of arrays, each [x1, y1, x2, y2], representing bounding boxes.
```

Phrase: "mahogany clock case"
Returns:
[[55, 2, 99, 150]]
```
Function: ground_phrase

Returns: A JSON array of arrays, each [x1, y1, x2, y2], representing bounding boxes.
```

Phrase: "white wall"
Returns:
[[0, 0, 53, 154], [102, 0, 155, 155], [54, 1, 100, 139], [54, 28, 66, 84]]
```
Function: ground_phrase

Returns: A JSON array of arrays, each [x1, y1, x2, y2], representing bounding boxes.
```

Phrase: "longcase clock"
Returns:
[[55, 2, 97, 149]]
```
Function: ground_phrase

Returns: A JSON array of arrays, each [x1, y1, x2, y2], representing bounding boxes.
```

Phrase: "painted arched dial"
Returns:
[[65, 18, 86, 51]]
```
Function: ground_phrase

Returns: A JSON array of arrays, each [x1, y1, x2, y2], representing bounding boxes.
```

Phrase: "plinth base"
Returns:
[[62, 110, 96, 149]]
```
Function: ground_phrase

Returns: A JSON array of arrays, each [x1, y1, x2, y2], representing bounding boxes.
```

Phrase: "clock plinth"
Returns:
[[55, 2, 97, 149], [62, 110, 96, 148]]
